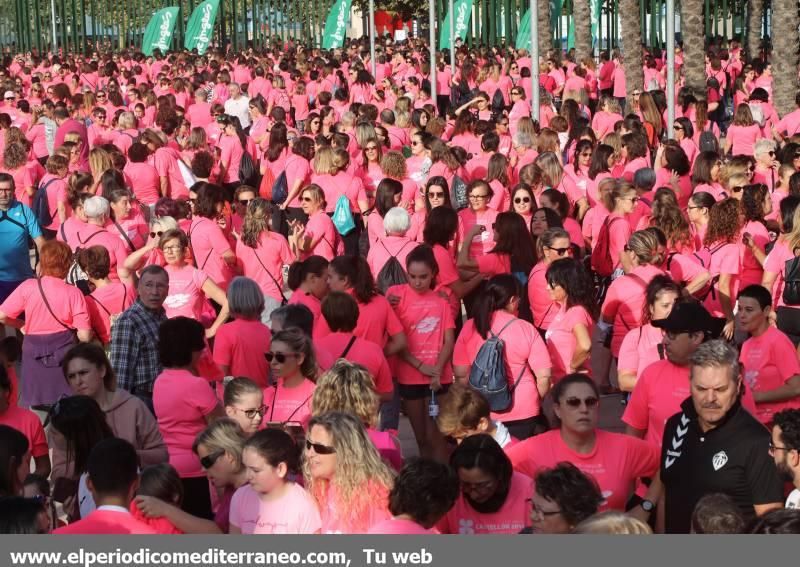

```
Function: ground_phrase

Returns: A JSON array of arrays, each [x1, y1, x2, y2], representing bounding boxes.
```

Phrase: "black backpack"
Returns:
[[783, 251, 800, 305], [238, 151, 260, 187], [491, 89, 505, 117], [272, 171, 289, 204], [375, 241, 412, 294], [31, 179, 58, 228]]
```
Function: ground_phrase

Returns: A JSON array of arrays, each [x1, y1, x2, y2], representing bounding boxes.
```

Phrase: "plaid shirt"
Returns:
[[110, 299, 166, 395]]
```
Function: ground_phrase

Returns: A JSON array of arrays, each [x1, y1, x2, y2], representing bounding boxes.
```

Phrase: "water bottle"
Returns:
[[428, 389, 439, 418]]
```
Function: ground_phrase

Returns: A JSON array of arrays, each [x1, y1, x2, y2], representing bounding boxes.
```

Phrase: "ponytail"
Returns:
[[330, 256, 377, 303], [474, 274, 519, 339], [287, 256, 329, 291]]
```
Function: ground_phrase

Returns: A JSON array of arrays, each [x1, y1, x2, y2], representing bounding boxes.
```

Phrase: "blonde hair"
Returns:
[[240, 197, 271, 248], [301, 184, 326, 209], [313, 147, 337, 175], [627, 229, 665, 266], [380, 151, 407, 179], [536, 152, 564, 188], [311, 360, 380, 428], [88, 148, 114, 179], [574, 511, 653, 534], [303, 412, 394, 533], [64, 132, 81, 145], [151, 215, 178, 231], [192, 418, 248, 472]]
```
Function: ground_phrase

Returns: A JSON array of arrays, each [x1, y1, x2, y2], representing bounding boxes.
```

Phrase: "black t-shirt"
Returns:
[[660, 397, 783, 534]]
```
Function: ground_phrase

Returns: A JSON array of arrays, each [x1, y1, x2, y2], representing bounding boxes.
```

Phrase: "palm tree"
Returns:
[[538, 0, 551, 57], [680, 0, 706, 95], [619, 0, 643, 109], [748, 0, 765, 61], [572, 0, 591, 63], [771, 0, 800, 116]]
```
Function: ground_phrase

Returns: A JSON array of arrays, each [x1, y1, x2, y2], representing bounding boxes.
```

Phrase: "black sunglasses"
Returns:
[[563, 396, 600, 408], [546, 246, 570, 256], [428, 191, 445, 198], [305, 439, 336, 455], [514, 197, 531, 204], [238, 199, 254, 206], [200, 450, 225, 469], [149, 230, 164, 238], [265, 352, 299, 363]]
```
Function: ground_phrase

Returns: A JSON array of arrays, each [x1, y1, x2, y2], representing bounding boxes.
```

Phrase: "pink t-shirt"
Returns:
[[601, 264, 664, 356], [507, 429, 659, 512], [315, 292, 404, 349], [284, 155, 312, 208], [763, 240, 793, 308], [189, 217, 234, 290], [229, 482, 321, 534], [545, 304, 594, 380], [315, 333, 393, 394], [153, 368, 219, 478], [617, 324, 664, 383], [366, 236, 418, 281], [313, 172, 367, 214], [476, 253, 512, 277], [438, 472, 532, 534], [725, 124, 761, 156], [186, 101, 213, 128], [458, 208, 499, 258], [218, 135, 245, 184], [302, 211, 336, 261], [740, 326, 800, 424], [262, 378, 316, 428], [213, 319, 272, 388], [38, 173, 68, 231], [124, 162, 161, 205], [74, 226, 129, 280], [0, 276, 90, 334], [702, 242, 740, 317], [654, 169, 693, 209], [235, 232, 292, 302], [740, 220, 769, 288], [153, 146, 189, 200], [528, 262, 558, 331], [368, 518, 435, 534], [2, 166, 33, 207], [318, 482, 392, 534], [288, 291, 323, 334], [163, 264, 209, 320], [605, 213, 633, 272], [453, 311, 552, 422], [86, 281, 136, 344], [592, 111, 623, 139], [386, 284, 455, 386], [0, 405, 48, 457]]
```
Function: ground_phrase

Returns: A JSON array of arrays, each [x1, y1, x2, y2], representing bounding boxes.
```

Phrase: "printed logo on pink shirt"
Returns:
[[414, 316, 442, 334]]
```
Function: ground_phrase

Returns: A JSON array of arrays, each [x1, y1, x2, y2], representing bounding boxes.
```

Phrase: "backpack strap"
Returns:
[[78, 229, 105, 246], [0, 209, 26, 231], [188, 218, 214, 270], [59, 222, 68, 244], [250, 242, 287, 305], [112, 219, 136, 252], [340, 336, 357, 359], [489, 318, 518, 340], [36, 277, 71, 332]]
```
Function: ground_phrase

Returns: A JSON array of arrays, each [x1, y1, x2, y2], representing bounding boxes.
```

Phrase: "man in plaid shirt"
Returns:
[[110, 265, 168, 413]]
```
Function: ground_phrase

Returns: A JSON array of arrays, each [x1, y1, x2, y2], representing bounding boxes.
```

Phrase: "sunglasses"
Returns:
[[265, 352, 299, 363], [546, 246, 570, 256], [301, 196, 314, 202], [305, 439, 336, 455], [238, 199, 254, 206], [366, 146, 378, 151], [149, 230, 164, 238], [200, 450, 225, 469], [469, 194, 489, 200], [563, 396, 600, 408], [4, 97, 13, 101], [428, 191, 445, 198]]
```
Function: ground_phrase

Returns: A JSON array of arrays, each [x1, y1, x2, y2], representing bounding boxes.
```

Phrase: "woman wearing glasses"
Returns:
[[304, 411, 394, 533], [507, 373, 659, 512], [153, 317, 225, 520], [221, 378, 265, 436], [508, 88, 530, 135], [673, 117, 699, 166], [753, 139, 779, 193], [691, 151, 726, 201], [262, 329, 317, 430], [458, 180, 499, 261], [439, 434, 532, 534], [529, 462, 604, 534], [654, 143, 693, 209], [600, 180, 638, 276], [511, 185, 536, 230], [528, 228, 571, 338], [290, 185, 336, 261]]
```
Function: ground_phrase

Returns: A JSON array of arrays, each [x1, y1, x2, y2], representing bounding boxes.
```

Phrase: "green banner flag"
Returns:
[[322, 0, 352, 50], [184, 0, 219, 55], [590, 0, 600, 47], [141, 7, 179, 56], [439, 0, 474, 50], [515, 1, 561, 51]]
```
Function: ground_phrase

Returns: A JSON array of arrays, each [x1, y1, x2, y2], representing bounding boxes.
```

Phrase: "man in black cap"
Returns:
[[623, 301, 730, 520], [659, 340, 783, 533]]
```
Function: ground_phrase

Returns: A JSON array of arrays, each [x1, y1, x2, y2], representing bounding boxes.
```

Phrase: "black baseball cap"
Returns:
[[651, 301, 725, 338]]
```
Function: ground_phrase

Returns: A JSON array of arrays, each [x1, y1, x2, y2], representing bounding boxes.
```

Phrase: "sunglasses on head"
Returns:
[[514, 196, 531, 204], [305, 439, 336, 455], [149, 231, 164, 238], [265, 352, 298, 363], [563, 396, 600, 408], [200, 450, 224, 469]]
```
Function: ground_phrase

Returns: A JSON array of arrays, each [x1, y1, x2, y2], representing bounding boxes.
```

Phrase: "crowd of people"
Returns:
[[1, 33, 800, 536]]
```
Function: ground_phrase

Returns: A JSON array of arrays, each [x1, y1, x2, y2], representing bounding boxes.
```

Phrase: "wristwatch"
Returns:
[[640, 499, 655, 512]]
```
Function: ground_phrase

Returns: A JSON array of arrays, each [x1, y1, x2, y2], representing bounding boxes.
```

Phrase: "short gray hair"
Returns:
[[383, 206, 410, 235], [753, 138, 776, 157], [514, 132, 533, 148], [227, 276, 265, 319], [689, 340, 740, 381], [83, 196, 110, 220]]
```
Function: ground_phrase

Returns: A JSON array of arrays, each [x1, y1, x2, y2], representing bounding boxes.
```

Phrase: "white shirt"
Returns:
[[786, 488, 800, 509], [224, 95, 251, 129]]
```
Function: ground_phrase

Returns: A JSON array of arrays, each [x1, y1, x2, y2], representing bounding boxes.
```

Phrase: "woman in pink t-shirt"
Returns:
[[222, 378, 266, 436], [304, 412, 393, 533], [159, 229, 229, 338], [188, 184, 236, 290], [262, 329, 317, 430], [438, 433, 533, 534], [153, 317, 224, 520], [230, 429, 321, 534], [739, 184, 772, 288], [78, 246, 136, 345], [280, 138, 314, 220], [528, 228, 573, 336], [620, 133, 650, 184], [544, 259, 595, 382], [506, 374, 659, 512], [688, 191, 715, 250], [124, 144, 162, 206], [617, 276, 680, 391], [107, 188, 148, 252], [530, 462, 605, 534], [600, 182, 637, 276], [453, 275, 552, 438], [217, 116, 247, 192], [654, 143, 693, 209], [368, 458, 458, 534], [702, 198, 743, 338], [286, 255, 329, 332], [387, 246, 455, 462], [691, 151, 726, 201], [291, 185, 337, 261], [723, 104, 761, 156]]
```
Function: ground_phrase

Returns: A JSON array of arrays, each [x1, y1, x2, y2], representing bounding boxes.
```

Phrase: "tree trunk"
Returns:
[[772, 0, 800, 116], [619, 0, 643, 109], [681, 0, 706, 96], [538, 0, 551, 57], [748, 0, 764, 62], [572, 0, 592, 63]]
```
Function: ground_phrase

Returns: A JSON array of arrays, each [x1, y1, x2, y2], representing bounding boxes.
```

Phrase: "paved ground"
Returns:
[[397, 392, 628, 458]]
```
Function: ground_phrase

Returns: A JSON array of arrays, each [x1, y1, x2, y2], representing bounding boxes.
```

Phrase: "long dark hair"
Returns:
[[374, 178, 402, 218], [424, 176, 452, 213], [330, 255, 378, 304], [545, 258, 597, 318], [588, 144, 614, 180], [450, 434, 513, 514], [0, 425, 28, 496], [49, 396, 114, 477], [266, 122, 289, 162], [491, 212, 537, 276], [423, 206, 458, 248], [473, 274, 519, 339]]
